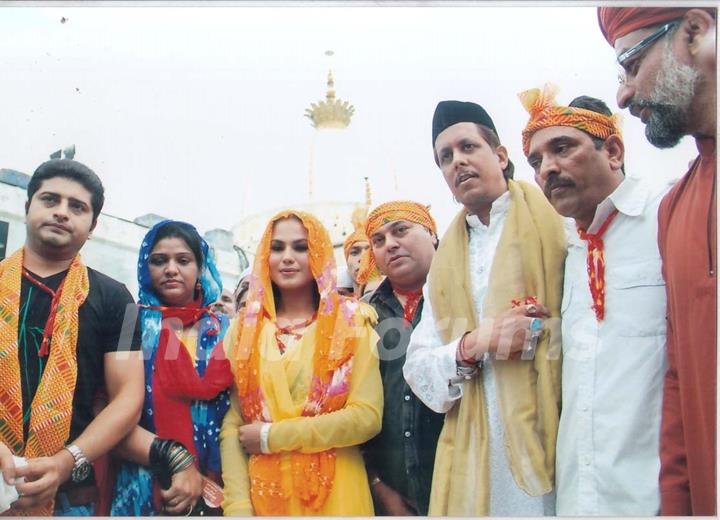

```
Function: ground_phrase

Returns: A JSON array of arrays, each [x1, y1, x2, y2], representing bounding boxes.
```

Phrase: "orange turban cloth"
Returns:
[[519, 83, 622, 157], [597, 7, 716, 45], [357, 201, 437, 284], [343, 206, 370, 259], [343, 228, 368, 259]]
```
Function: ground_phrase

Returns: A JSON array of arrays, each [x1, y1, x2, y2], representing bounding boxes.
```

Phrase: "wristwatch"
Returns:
[[64, 444, 91, 483]]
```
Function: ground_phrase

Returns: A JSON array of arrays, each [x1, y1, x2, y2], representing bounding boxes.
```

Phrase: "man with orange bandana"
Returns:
[[343, 207, 381, 298], [358, 201, 443, 516], [598, 8, 716, 515], [520, 84, 669, 515], [343, 213, 371, 297], [403, 100, 566, 516]]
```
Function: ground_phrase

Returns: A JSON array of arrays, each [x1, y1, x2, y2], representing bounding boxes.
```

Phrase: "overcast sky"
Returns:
[[0, 3, 698, 236]]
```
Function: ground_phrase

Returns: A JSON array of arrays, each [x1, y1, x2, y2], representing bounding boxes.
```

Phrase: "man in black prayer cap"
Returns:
[[402, 101, 566, 515]]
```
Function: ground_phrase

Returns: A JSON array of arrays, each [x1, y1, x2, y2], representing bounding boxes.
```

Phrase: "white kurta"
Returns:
[[404, 191, 554, 516], [556, 176, 669, 516]]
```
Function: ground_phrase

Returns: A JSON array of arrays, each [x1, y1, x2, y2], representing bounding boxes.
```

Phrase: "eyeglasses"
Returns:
[[616, 20, 679, 85]]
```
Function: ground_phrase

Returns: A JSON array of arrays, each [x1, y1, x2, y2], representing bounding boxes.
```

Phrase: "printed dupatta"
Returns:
[[233, 210, 363, 515], [111, 220, 231, 516]]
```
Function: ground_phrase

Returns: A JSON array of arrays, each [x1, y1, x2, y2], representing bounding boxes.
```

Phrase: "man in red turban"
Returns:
[[598, 7, 717, 516]]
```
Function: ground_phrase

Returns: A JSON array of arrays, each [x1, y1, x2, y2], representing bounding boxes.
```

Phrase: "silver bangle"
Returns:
[[450, 356, 483, 386], [260, 423, 271, 454]]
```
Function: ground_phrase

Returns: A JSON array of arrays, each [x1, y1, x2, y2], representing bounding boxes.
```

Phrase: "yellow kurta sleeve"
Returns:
[[268, 319, 383, 454], [219, 318, 254, 516], [220, 391, 253, 515]]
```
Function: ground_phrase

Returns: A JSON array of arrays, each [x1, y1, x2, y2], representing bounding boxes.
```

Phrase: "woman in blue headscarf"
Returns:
[[110, 220, 233, 516]]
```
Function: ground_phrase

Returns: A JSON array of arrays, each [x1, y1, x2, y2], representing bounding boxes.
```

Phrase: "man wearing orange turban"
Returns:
[[343, 226, 370, 296], [598, 8, 717, 515], [359, 200, 442, 516], [521, 85, 670, 516], [343, 207, 381, 298]]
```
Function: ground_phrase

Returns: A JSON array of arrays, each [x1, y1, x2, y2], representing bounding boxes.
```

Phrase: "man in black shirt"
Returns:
[[0, 159, 143, 515], [360, 201, 444, 516]]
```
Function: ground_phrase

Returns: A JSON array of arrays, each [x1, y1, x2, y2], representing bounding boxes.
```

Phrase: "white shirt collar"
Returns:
[[586, 176, 649, 234], [465, 190, 511, 229]]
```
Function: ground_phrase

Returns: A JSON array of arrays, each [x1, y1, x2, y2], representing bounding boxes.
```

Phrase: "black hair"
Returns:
[[151, 221, 204, 268], [271, 281, 321, 312], [235, 278, 250, 310], [475, 124, 515, 180], [568, 96, 626, 175], [27, 159, 105, 222]]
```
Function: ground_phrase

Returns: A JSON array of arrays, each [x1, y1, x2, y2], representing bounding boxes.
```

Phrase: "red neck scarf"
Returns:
[[147, 300, 232, 458], [577, 209, 619, 321], [140, 296, 213, 329], [393, 286, 423, 325], [151, 330, 232, 454]]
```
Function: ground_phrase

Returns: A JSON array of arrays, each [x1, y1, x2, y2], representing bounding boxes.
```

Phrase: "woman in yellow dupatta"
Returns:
[[220, 210, 382, 516]]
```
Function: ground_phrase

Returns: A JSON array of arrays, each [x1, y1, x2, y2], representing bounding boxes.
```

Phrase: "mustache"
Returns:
[[544, 174, 575, 198], [43, 221, 71, 232], [629, 96, 674, 112], [455, 170, 478, 187], [630, 97, 656, 110]]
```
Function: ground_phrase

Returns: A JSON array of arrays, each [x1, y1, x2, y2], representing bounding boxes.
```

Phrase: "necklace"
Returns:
[[274, 313, 317, 354]]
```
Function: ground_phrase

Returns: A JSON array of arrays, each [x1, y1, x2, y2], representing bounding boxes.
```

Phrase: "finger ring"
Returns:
[[525, 335, 539, 353], [529, 317, 543, 334], [185, 504, 194, 516], [526, 304, 537, 315]]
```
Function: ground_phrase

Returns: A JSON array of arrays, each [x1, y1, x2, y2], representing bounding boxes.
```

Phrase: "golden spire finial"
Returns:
[[364, 176, 372, 208], [326, 70, 336, 102], [304, 54, 355, 130]]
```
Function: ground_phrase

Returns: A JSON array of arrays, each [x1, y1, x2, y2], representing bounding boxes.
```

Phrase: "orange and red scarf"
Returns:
[[577, 209, 619, 321], [234, 210, 363, 515], [0, 249, 89, 516], [393, 286, 423, 325]]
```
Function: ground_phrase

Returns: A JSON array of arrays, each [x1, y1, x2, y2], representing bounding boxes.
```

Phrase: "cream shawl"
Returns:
[[427, 180, 565, 515]]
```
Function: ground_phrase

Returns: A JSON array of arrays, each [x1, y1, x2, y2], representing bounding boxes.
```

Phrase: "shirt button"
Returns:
[[404, 395, 411, 401], [404, 431, 411, 438], [583, 457, 591, 466], [582, 406, 589, 412]]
